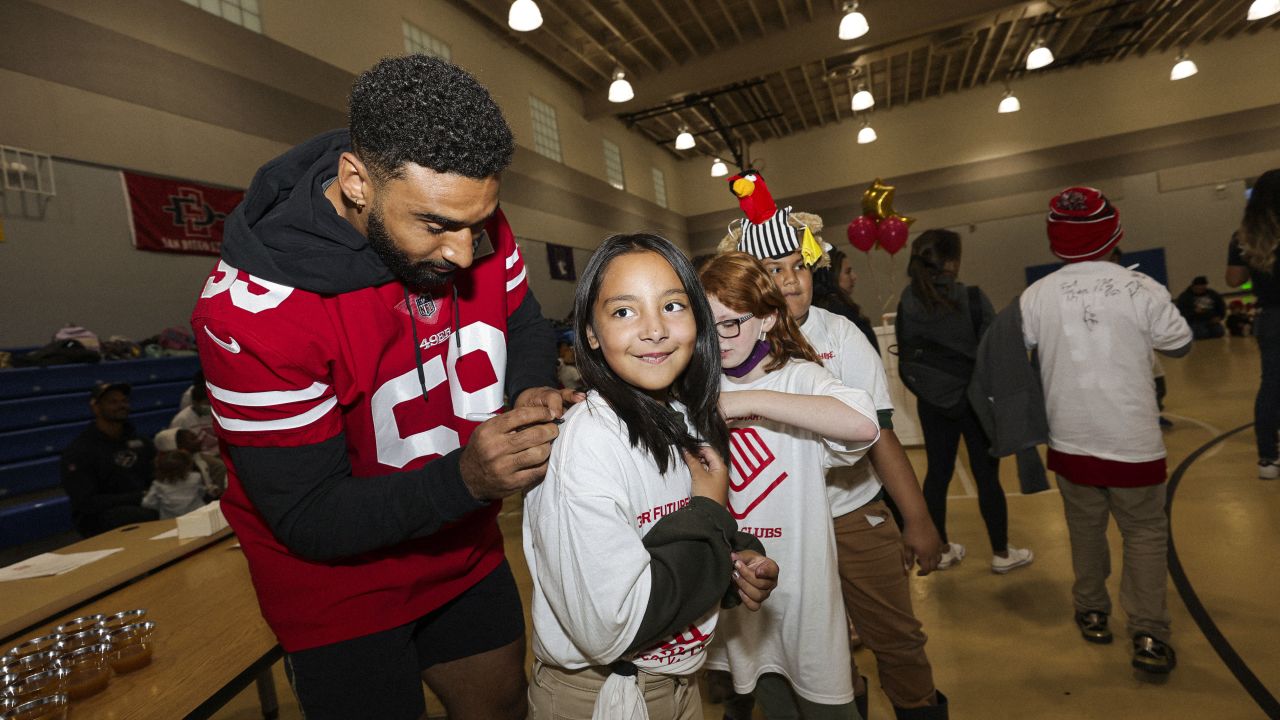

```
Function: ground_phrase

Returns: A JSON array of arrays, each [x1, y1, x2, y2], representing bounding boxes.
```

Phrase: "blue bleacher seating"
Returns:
[[0, 356, 200, 551], [0, 495, 72, 549]]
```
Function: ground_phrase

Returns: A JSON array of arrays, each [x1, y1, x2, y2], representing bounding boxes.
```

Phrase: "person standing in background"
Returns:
[[896, 229, 1033, 574], [1226, 169, 1280, 479], [813, 248, 880, 353]]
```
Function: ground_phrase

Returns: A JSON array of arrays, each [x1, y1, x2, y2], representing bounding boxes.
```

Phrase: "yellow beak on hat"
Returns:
[[731, 177, 755, 198]]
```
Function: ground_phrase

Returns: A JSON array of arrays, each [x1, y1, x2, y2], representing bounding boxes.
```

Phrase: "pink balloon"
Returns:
[[877, 216, 909, 255], [847, 215, 878, 253]]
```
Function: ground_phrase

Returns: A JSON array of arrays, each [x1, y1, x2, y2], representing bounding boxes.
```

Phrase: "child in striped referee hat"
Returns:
[[714, 210, 950, 719]]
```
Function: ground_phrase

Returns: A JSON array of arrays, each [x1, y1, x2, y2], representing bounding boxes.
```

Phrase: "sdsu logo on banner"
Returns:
[[123, 171, 244, 256]]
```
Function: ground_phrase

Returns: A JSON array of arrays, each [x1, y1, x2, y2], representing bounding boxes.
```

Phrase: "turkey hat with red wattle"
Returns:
[[1046, 186, 1124, 263]]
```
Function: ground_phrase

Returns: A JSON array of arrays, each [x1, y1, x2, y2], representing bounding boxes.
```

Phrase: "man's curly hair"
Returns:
[[348, 54, 514, 182]]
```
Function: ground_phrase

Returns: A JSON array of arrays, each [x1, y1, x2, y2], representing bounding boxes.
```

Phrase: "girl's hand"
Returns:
[[731, 550, 779, 611], [683, 446, 729, 506], [717, 390, 760, 421]]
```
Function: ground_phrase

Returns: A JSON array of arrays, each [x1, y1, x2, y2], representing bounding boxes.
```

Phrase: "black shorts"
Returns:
[[283, 559, 524, 720]]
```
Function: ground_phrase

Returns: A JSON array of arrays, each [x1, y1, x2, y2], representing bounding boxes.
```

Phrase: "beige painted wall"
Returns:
[[27, 0, 686, 215]]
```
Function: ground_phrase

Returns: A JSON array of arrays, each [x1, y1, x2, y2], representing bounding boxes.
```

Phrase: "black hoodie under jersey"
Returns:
[[216, 129, 557, 563]]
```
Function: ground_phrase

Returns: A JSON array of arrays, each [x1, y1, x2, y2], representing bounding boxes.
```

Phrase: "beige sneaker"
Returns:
[[991, 546, 1034, 574], [937, 543, 966, 570]]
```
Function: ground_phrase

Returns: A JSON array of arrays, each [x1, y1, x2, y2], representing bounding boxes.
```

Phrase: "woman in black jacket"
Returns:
[[896, 229, 1033, 574], [812, 248, 879, 353]]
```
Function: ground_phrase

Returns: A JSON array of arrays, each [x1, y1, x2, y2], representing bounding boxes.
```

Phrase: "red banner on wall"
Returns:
[[122, 171, 244, 256]]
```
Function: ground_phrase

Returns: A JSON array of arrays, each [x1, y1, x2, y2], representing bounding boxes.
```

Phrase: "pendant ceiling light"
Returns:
[[674, 127, 695, 150], [507, 0, 543, 32], [1247, 0, 1280, 20], [1026, 41, 1054, 70], [857, 122, 877, 144], [998, 89, 1021, 113], [1169, 52, 1198, 81], [710, 158, 729, 177], [608, 69, 634, 103], [851, 85, 875, 111], [838, 2, 870, 40]]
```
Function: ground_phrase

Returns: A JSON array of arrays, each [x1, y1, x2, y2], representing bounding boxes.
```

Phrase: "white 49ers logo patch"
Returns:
[[726, 427, 787, 520]]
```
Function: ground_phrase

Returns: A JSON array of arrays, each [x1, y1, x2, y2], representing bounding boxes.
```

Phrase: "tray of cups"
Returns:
[[0, 608, 153, 714]]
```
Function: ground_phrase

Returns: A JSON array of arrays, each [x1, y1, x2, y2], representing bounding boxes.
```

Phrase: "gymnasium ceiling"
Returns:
[[447, 0, 1280, 162]]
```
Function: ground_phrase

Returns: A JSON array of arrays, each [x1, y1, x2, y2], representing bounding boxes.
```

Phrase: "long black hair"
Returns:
[[812, 248, 865, 321], [907, 229, 963, 312], [573, 234, 729, 474], [1239, 169, 1280, 273]]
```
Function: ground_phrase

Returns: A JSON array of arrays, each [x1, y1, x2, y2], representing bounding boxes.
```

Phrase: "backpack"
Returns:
[[11, 339, 101, 367], [53, 325, 100, 353], [895, 286, 984, 416]]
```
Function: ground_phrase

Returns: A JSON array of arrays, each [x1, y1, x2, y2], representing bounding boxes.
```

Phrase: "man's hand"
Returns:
[[459, 406, 560, 501], [901, 517, 943, 576], [683, 447, 729, 506], [732, 550, 779, 611], [513, 386, 585, 418]]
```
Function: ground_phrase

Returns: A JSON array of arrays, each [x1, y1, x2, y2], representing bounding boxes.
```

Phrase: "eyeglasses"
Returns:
[[714, 313, 754, 339]]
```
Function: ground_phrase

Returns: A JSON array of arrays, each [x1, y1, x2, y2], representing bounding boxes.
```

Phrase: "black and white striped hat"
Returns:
[[736, 206, 800, 260]]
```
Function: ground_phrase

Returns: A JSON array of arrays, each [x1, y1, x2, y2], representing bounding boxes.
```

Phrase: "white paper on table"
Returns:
[[150, 528, 180, 540], [0, 548, 124, 582]]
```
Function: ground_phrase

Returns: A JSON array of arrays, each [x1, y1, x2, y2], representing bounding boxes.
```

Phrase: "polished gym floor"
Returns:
[[215, 335, 1278, 719]]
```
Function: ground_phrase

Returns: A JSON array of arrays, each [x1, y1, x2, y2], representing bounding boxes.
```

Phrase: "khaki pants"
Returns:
[[528, 660, 701, 720], [834, 500, 936, 709], [1056, 476, 1172, 642]]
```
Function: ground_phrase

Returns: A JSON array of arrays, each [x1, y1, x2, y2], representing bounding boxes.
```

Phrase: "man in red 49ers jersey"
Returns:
[[191, 56, 569, 720]]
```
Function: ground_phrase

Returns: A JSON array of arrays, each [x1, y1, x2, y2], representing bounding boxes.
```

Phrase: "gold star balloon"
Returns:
[[861, 178, 895, 221]]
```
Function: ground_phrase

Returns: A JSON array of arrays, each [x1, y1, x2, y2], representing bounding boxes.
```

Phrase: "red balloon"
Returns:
[[847, 215, 878, 253], [877, 215, 909, 255]]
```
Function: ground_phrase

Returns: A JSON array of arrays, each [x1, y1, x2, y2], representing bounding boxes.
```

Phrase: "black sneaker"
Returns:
[[1132, 634, 1177, 674], [1075, 610, 1113, 644]]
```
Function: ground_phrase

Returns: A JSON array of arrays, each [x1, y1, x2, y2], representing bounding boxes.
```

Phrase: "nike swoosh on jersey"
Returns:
[[204, 327, 241, 354]]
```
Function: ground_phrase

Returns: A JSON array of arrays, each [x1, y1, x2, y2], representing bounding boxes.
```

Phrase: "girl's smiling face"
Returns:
[[585, 251, 697, 399], [708, 295, 775, 371]]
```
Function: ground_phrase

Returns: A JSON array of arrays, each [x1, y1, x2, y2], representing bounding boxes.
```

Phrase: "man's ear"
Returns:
[[585, 324, 600, 350], [336, 152, 373, 208]]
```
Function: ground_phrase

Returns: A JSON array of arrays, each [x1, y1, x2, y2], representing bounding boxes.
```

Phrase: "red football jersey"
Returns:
[[191, 211, 527, 652]]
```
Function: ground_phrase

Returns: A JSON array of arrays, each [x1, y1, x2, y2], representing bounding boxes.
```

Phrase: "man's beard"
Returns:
[[367, 207, 455, 289]]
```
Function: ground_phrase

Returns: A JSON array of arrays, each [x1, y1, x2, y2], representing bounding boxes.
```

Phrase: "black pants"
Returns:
[[916, 398, 1008, 554], [1256, 308, 1280, 461]]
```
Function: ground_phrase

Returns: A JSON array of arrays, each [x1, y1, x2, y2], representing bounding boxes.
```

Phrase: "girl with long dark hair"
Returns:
[[524, 234, 778, 719], [1226, 169, 1280, 478], [896, 229, 1033, 573], [813, 248, 880, 352]]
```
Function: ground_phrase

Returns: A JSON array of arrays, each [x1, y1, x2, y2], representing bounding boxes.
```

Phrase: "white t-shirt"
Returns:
[[705, 360, 877, 704], [1020, 262, 1192, 462], [800, 306, 894, 516], [524, 392, 717, 676], [168, 406, 218, 453]]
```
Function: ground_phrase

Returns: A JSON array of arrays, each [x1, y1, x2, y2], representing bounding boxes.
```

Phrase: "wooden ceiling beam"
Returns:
[[583, 0, 1018, 117]]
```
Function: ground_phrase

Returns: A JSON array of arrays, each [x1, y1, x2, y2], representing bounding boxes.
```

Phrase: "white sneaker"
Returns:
[[991, 546, 1034, 574], [1260, 460, 1280, 480], [937, 543, 966, 570]]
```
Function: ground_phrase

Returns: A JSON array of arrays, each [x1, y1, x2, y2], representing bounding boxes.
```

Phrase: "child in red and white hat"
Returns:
[[1021, 186, 1192, 675]]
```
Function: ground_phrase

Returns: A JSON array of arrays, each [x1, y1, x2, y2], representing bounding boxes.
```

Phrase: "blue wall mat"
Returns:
[[0, 457, 61, 499], [1024, 247, 1169, 288], [0, 408, 175, 464], [0, 356, 200, 401], [0, 495, 72, 549]]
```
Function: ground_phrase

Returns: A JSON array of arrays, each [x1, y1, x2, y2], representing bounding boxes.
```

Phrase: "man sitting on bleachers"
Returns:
[[60, 382, 160, 536]]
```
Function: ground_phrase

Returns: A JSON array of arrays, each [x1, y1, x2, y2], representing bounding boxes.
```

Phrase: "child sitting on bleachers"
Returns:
[[141, 428, 209, 519]]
